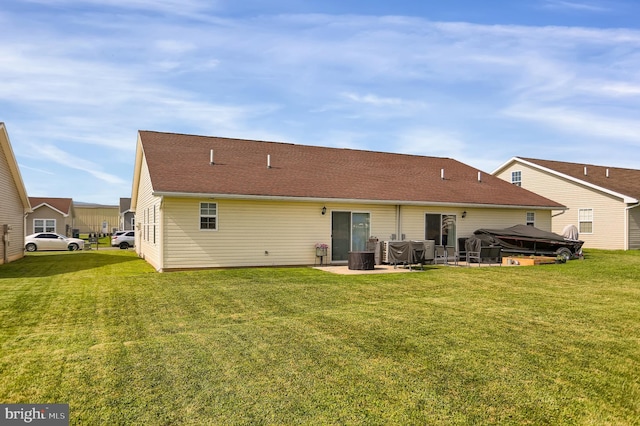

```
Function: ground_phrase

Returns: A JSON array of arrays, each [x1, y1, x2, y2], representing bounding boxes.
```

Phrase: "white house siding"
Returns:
[[629, 206, 640, 250], [134, 158, 162, 271], [496, 163, 626, 250], [0, 147, 26, 264], [161, 199, 400, 270]]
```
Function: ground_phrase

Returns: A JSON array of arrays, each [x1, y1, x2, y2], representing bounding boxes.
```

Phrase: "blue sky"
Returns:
[[2, 0, 640, 204]]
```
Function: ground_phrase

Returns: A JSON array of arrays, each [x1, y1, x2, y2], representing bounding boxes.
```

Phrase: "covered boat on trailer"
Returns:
[[467, 224, 584, 260]]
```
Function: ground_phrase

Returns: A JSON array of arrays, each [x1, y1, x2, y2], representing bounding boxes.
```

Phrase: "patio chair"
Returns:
[[467, 246, 502, 267], [434, 245, 448, 265]]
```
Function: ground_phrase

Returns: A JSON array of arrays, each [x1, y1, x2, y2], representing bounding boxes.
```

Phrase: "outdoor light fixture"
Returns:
[[462, 211, 467, 218], [321, 206, 327, 215]]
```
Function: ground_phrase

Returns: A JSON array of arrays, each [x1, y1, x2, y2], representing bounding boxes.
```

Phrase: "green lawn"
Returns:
[[1, 250, 639, 425]]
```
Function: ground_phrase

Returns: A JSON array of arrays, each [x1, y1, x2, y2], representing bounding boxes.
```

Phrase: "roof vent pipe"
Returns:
[[210, 149, 214, 165], [267, 154, 271, 169], [441, 168, 445, 180], [478, 171, 482, 182], [606, 168, 610, 178], [584, 166, 587, 176]]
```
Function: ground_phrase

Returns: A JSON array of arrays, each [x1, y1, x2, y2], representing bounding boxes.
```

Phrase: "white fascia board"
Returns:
[[500, 157, 638, 204], [491, 157, 519, 175], [30, 203, 69, 217], [152, 191, 563, 210]]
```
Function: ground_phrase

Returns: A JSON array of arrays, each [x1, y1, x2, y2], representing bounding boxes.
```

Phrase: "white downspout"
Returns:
[[625, 203, 640, 250]]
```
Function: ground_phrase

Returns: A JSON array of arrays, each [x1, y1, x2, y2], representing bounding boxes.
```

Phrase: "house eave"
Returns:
[[30, 203, 70, 217], [151, 191, 564, 210], [495, 157, 639, 204]]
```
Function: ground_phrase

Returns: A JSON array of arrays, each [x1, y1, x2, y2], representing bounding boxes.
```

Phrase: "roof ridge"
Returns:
[[520, 157, 639, 172], [139, 130, 457, 162]]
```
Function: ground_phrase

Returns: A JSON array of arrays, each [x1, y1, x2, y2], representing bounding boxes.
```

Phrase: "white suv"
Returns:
[[112, 230, 135, 249]]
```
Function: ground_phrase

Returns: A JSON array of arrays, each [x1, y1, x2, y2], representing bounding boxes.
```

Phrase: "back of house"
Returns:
[[131, 131, 566, 271]]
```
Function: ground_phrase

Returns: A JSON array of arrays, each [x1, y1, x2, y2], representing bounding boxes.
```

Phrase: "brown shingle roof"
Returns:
[[139, 131, 563, 208], [28, 197, 73, 215], [520, 158, 640, 202]]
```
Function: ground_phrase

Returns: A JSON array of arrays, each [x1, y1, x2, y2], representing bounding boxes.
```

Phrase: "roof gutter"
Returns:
[[151, 191, 564, 211]]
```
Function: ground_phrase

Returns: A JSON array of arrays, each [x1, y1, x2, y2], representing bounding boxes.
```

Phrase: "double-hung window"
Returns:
[[200, 202, 217, 230], [34, 219, 56, 233], [579, 209, 593, 234], [511, 171, 522, 187], [526, 212, 535, 226]]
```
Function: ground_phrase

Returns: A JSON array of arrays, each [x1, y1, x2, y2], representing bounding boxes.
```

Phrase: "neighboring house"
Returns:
[[27, 197, 75, 237], [120, 197, 135, 230], [131, 131, 565, 271], [74, 202, 120, 234], [0, 123, 31, 264], [493, 157, 640, 250]]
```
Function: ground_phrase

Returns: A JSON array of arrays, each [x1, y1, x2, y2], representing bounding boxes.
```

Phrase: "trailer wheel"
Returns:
[[555, 247, 572, 261]]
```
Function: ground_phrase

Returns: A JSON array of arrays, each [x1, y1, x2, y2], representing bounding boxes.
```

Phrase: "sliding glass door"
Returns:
[[331, 211, 371, 261], [425, 213, 457, 249]]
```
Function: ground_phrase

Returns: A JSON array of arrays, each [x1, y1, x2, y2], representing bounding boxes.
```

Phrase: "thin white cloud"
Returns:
[[18, 164, 55, 175], [23, 0, 216, 16], [542, 0, 609, 12], [3, 7, 640, 202], [35, 144, 128, 185], [504, 105, 640, 145], [343, 93, 405, 106], [587, 82, 640, 97], [395, 128, 468, 159]]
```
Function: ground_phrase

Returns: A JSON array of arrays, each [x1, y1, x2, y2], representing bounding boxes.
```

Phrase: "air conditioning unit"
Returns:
[[381, 240, 403, 263]]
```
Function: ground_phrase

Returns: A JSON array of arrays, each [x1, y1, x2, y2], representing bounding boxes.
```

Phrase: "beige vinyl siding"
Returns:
[[629, 206, 640, 250], [400, 206, 552, 246], [74, 206, 120, 234], [160, 198, 555, 269], [162, 199, 399, 269], [26, 207, 68, 236], [134, 156, 162, 270], [0, 147, 26, 264], [496, 163, 626, 249]]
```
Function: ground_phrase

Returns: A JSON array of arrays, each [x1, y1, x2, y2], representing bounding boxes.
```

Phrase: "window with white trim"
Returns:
[[200, 202, 217, 230], [511, 171, 522, 187], [34, 219, 56, 233], [579, 209, 593, 234], [153, 204, 157, 244], [526, 212, 535, 226]]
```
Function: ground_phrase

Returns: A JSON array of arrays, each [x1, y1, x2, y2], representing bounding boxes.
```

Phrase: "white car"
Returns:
[[25, 233, 85, 252], [111, 230, 135, 249]]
